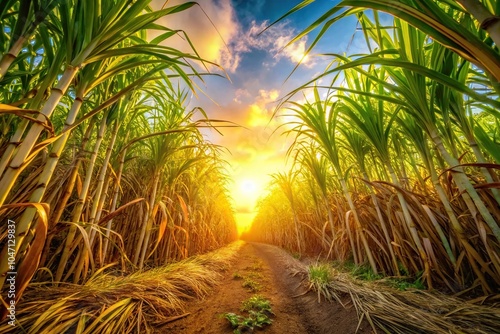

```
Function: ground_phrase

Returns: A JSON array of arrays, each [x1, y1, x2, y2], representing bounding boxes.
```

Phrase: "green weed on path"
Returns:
[[223, 295, 274, 334]]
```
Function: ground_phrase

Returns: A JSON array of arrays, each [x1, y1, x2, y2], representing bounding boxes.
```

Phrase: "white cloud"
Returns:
[[233, 88, 251, 104], [150, 1, 313, 73], [231, 20, 314, 67]]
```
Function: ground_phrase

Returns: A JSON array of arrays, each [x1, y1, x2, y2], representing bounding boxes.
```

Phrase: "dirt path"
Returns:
[[160, 242, 372, 334]]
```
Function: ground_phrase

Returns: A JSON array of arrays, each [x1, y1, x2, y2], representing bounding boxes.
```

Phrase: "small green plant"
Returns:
[[245, 271, 263, 280], [242, 278, 261, 292], [391, 279, 425, 291], [249, 310, 272, 326], [388, 272, 425, 291], [224, 312, 243, 328], [223, 296, 273, 333], [309, 264, 331, 285], [308, 264, 341, 303], [233, 272, 243, 280], [251, 260, 264, 271], [341, 261, 383, 281], [397, 261, 410, 276], [241, 294, 273, 315], [336, 260, 425, 291]]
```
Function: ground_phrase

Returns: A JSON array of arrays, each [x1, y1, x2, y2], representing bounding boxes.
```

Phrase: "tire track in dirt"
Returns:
[[159, 242, 372, 333]]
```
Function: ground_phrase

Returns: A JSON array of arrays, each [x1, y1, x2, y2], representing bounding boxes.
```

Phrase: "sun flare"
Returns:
[[236, 178, 264, 206], [232, 177, 266, 236], [240, 179, 258, 195]]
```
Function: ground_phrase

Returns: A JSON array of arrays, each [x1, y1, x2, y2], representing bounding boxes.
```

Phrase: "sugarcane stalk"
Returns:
[[55, 116, 107, 283], [340, 177, 378, 274], [102, 138, 128, 264], [50, 120, 94, 226], [429, 127, 500, 243], [0, 66, 78, 206], [135, 171, 161, 269]]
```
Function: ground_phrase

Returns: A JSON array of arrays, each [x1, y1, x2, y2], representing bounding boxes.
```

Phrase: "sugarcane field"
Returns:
[[1, 0, 500, 333]]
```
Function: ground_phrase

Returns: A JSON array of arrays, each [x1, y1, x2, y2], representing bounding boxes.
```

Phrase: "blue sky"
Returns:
[[152, 0, 366, 232]]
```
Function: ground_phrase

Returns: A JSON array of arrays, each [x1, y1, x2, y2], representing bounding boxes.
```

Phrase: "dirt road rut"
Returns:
[[160, 242, 372, 334]]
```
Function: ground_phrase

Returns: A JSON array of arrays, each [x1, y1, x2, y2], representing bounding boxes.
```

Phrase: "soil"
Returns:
[[159, 242, 373, 334]]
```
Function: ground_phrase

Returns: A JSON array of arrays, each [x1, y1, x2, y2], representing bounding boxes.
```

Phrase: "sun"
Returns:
[[240, 179, 258, 195], [236, 178, 262, 211], [232, 177, 263, 210], [232, 177, 265, 236]]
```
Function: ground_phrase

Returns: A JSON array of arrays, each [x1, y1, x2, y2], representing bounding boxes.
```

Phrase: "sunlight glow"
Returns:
[[240, 179, 258, 195], [235, 212, 255, 236], [232, 177, 267, 236], [234, 178, 263, 212]]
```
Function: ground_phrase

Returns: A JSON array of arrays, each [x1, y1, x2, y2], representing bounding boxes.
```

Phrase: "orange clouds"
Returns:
[[150, 0, 240, 71], [246, 89, 279, 127]]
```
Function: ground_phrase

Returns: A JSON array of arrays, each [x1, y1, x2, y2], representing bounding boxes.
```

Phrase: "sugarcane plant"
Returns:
[[247, 0, 500, 294], [0, 0, 237, 320]]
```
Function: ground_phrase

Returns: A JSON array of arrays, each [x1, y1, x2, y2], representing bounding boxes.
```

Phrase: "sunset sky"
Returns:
[[152, 0, 364, 233]]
